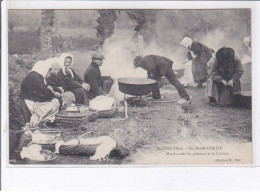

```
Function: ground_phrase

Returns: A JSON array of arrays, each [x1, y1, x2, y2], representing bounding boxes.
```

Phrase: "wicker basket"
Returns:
[[55, 110, 89, 123], [97, 107, 117, 118], [55, 106, 98, 126]]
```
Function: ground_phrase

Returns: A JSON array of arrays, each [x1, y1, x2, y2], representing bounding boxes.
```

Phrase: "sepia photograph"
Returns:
[[6, 8, 252, 165]]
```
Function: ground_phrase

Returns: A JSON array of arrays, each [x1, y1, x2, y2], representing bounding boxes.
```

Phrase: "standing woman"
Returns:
[[57, 53, 90, 105], [20, 61, 61, 127], [181, 37, 214, 88]]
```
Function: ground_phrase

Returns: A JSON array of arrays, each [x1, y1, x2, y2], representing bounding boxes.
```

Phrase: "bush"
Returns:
[[9, 30, 41, 55], [71, 36, 98, 51]]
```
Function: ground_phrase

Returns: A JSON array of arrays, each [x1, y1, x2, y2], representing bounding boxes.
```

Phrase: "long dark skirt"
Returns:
[[206, 80, 241, 106], [9, 97, 32, 156], [71, 88, 89, 105], [192, 56, 208, 83]]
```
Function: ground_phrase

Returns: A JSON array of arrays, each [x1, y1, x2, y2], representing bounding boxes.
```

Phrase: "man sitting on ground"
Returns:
[[84, 54, 114, 99]]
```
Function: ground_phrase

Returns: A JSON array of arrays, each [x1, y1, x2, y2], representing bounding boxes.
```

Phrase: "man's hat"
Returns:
[[92, 53, 105, 60]]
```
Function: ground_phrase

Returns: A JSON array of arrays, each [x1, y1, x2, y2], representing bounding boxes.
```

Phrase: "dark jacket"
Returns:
[[46, 74, 64, 93], [9, 97, 31, 131], [187, 41, 214, 82], [140, 55, 173, 80], [20, 71, 54, 102], [84, 62, 106, 97], [57, 68, 83, 91], [187, 41, 214, 60], [211, 48, 244, 82]]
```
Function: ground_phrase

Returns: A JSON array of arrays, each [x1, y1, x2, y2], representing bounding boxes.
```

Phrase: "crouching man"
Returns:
[[84, 54, 114, 99], [207, 47, 244, 106], [133, 55, 190, 104]]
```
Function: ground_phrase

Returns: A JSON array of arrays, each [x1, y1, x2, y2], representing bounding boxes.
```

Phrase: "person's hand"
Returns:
[[54, 92, 61, 98], [82, 83, 90, 91], [47, 85, 53, 91], [221, 80, 228, 86], [47, 85, 55, 94], [58, 87, 64, 93], [227, 80, 234, 87]]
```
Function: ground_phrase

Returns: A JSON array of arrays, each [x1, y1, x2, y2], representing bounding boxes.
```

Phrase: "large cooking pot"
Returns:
[[118, 77, 157, 96], [233, 91, 251, 109]]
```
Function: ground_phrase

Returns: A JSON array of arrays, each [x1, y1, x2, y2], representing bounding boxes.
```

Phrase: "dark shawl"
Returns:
[[46, 74, 64, 93], [57, 68, 83, 91], [20, 71, 54, 102], [211, 48, 244, 82], [187, 41, 214, 82], [210, 48, 244, 106]]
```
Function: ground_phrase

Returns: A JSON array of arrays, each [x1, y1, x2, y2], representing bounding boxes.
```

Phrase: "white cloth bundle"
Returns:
[[31, 130, 61, 144], [20, 144, 44, 161]]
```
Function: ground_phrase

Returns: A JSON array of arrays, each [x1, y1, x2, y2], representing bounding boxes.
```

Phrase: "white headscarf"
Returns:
[[31, 61, 51, 78], [46, 57, 61, 70], [46, 57, 60, 65], [59, 53, 74, 77], [181, 37, 193, 48]]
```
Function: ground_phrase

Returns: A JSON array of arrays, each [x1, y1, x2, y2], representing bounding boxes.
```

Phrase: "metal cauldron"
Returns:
[[233, 91, 251, 109], [118, 77, 157, 96]]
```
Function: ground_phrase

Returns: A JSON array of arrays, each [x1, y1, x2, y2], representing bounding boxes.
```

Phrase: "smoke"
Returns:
[[100, 12, 147, 101], [98, 10, 251, 100]]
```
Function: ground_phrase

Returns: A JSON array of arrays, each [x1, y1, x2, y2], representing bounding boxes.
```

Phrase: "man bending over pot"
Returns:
[[133, 55, 190, 104]]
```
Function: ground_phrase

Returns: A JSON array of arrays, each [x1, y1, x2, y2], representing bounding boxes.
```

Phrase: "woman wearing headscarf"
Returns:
[[46, 57, 65, 94], [19, 61, 61, 127], [57, 53, 90, 105], [207, 47, 244, 106], [181, 37, 214, 88]]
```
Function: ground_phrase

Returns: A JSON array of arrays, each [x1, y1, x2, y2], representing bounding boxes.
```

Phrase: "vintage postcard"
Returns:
[[2, 2, 254, 166]]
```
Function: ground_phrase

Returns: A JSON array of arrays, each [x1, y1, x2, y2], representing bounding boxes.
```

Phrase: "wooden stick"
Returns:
[[124, 101, 129, 119], [77, 131, 94, 145], [14, 127, 40, 134], [150, 99, 178, 103]]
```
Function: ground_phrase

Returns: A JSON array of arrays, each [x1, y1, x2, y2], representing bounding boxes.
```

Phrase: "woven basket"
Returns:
[[97, 107, 117, 118], [55, 110, 89, 123], [55, 106, 98, 126]]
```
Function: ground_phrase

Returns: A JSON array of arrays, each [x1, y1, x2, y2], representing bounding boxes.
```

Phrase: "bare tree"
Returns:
[[96, 10, 117, 47], [40, 10, 55, 59]]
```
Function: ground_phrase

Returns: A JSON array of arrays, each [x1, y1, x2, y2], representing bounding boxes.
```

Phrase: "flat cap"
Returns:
[[92, 53, 105, 60]]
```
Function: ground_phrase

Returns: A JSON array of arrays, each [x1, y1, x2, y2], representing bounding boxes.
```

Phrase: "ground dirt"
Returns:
[[13, 86, 251, 165]]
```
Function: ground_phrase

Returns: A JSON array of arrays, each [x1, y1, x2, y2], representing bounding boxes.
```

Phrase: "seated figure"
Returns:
[[206, 47, 244, 106], [57, 53, 90, 105], [84, 54, 114, 99]]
